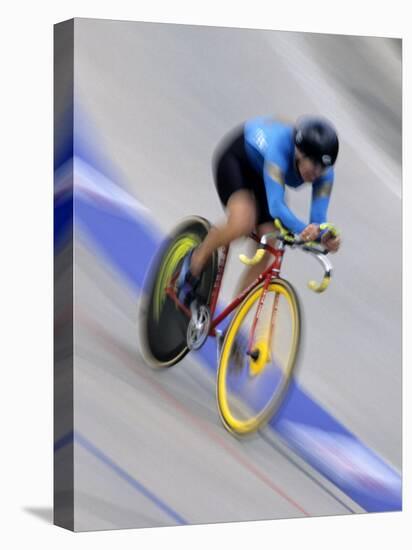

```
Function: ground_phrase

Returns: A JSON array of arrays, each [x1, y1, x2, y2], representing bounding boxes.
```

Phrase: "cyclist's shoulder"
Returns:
[[244, 115, 293, 164], [266, 118, 294, 165]]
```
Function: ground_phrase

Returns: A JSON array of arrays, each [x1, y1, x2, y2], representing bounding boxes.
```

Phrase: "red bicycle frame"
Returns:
[[208, 234, 285, 340], [166, 232, 286, 349]]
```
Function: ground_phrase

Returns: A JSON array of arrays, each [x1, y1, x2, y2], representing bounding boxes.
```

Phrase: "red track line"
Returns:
[[78, 311, 311, 517]]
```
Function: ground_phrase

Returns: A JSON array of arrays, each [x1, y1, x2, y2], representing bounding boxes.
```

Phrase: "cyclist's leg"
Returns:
[[190, 129, 257, 278], [190, 189, 256, 277], [233, 162, 276, 295]]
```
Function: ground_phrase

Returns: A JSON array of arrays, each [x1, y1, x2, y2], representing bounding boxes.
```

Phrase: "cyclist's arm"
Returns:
[[263, 161, 306, 234], [310, 171, 334, 225]]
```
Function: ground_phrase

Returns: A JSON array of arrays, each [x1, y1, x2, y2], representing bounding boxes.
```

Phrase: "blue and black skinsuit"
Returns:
[[213, 116, 334, 233]]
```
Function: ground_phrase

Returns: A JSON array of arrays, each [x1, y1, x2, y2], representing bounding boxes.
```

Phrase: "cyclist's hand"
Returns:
[[300, 224, 320, 242], [321, 232, 341, 253]]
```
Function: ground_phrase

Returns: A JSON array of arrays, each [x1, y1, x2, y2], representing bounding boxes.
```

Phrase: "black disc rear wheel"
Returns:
[[140, 216, 218, 367]]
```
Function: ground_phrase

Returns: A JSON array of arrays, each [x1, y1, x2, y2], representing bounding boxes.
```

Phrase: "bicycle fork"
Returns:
[[246, 275, 272, 361], [247, 262, 282, 374]]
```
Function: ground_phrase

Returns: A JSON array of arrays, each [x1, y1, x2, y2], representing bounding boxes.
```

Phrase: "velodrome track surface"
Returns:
[[54, 20, 402, 530]]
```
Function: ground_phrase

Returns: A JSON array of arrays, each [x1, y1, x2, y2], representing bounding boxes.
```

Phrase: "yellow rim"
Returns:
[[217, 281, 299, 435]]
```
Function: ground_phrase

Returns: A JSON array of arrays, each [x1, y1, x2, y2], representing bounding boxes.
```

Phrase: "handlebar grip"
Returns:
[[274, 218, 290, 236], [319, 222, 340, 238], [239, 248, 266, 266], [308, 273, 331, 293], [274, 219, 296, 244]]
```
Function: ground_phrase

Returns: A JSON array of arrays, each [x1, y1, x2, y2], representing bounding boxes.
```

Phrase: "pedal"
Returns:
[[190, 300, 200, 323]]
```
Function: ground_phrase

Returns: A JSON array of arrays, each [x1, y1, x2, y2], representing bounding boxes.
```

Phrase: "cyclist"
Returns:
[[177, 115, 341, 307]]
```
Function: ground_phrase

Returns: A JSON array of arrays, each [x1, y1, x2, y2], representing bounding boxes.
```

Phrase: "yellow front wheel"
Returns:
[[217, 279, 300, 435]]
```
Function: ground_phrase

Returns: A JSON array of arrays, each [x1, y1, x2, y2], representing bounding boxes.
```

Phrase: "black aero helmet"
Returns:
[[294, 116, 339, 167]]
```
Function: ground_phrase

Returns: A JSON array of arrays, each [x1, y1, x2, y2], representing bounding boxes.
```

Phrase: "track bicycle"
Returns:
[[140, 216, 337, 435]]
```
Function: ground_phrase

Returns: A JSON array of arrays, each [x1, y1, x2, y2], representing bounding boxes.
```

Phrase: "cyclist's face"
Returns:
[[295, 150, 326, 181]]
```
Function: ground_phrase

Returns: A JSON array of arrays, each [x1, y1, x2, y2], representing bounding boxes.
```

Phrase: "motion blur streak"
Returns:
[[69, 152, 400, 518], [77, 308, 311, 517], [74, 432, 188, 526], [54, 20, 401, 529]]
